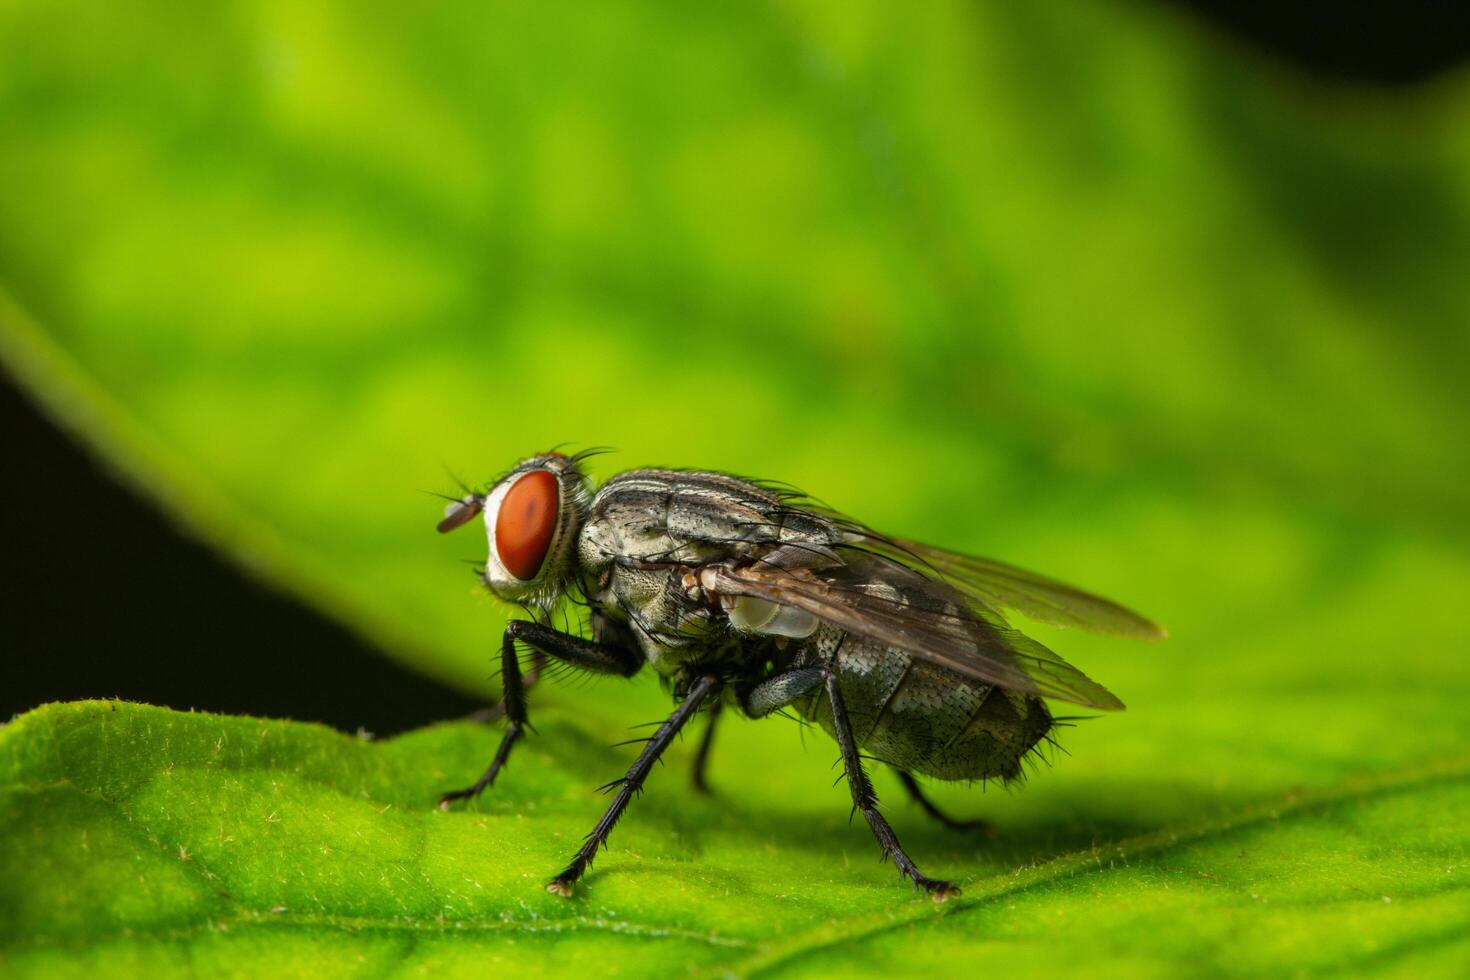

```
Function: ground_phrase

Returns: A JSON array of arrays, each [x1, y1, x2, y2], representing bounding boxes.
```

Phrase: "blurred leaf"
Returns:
[[2, 0, 1470, 974], [2, 701, 1469, 977], [1, 0, 1467, 698]]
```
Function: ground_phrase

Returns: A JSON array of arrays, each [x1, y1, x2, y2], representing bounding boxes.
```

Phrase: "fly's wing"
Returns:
[[615, 475, 1141, 708], [701, 554, 1125, 711], [824, 521, 1165, 641]]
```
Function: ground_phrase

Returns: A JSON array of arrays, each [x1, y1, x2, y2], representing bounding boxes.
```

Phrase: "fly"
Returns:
[[436, 450, 1165, 901]]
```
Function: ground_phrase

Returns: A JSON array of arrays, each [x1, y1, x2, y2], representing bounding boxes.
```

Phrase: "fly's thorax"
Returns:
[[592, 562, 728, 676], [577, 469, 843, 568], [575, 469, 841, 655]]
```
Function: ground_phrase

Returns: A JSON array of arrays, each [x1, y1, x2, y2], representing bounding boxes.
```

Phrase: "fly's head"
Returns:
[[437, 451, 592, 610]]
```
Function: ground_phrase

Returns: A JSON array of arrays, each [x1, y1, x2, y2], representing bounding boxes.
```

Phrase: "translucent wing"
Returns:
[[597, 471, 1149, 709], [700, 554, 1125, 711], [836, 530, 1165, 641]]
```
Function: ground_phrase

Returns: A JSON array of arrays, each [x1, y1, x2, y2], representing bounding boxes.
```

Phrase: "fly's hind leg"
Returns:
[[439, 620, 641, 808], [825, 670, 961, 902], [895, 770, 995, 836]]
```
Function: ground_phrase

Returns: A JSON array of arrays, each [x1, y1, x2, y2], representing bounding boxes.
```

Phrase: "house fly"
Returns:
[[436, 450, 1164, 901]]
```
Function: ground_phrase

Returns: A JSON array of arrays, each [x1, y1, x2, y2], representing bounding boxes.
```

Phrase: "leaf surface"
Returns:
[[3, 701, 1469, 978]]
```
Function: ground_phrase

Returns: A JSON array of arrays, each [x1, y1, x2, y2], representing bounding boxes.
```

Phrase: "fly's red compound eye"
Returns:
[[495, 470, 559, 580]]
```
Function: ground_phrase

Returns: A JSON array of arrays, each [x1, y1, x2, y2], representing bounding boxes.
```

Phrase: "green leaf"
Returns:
[[2, 701, 1469, 977], [2, 0, 1470, 974]]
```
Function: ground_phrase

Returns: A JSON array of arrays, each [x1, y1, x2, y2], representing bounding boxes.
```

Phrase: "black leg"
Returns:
[[547, 674, 721, 896], [690, 699, 721, 794], [895, 770, 994, 835], [439, 621, 642, 809], [461, 651, 547, 724], [825, 670, 960, 902]]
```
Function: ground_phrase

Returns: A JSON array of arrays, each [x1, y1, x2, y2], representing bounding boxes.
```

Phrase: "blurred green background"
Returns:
[[3, 0, 1468, 706], [2, 0, 1470, 974]]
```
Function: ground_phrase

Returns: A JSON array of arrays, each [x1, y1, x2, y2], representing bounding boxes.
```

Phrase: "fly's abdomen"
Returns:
[[799, 628, 1052, 782]]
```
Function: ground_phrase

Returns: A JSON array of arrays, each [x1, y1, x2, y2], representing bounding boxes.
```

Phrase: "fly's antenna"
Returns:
[[438, 460, 482, 498], [421, 487, 469, 504]]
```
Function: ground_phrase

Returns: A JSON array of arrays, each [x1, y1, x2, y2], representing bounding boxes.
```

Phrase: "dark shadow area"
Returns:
[[1174, 0, 1470, 85], [0, 370, 478, 733]]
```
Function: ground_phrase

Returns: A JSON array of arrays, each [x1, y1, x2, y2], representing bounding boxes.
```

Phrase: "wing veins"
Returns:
[[702, 562, 1124, 711]]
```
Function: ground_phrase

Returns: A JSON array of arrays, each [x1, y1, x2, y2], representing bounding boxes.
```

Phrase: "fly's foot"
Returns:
[[437, 720, 526, 810], [547, 854, 591, 897], [437, 766, 503, 810], [927, 880, 962, 903], [437, 786, 481, 810]]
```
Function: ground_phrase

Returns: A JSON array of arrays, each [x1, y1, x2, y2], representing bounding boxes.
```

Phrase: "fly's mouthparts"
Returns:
[[436, 494, 485, 534]]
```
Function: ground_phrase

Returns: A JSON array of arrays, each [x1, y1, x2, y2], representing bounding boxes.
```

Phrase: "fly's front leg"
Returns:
[[439, 620, 641, 809], [548, 674, 721, 896], [461, 651, 547, 724], [825, 669, 961, 902]]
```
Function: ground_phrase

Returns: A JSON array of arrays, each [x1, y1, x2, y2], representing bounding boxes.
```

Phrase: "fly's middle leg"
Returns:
[[548, 674, 722, 896], [694, 662, 827, 792], [690, 699, 722, 794], [742, 667, 825, 717], [895, 770, 994, 836], [438, 620, 642, 808], [825, 669, 961, 902]]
